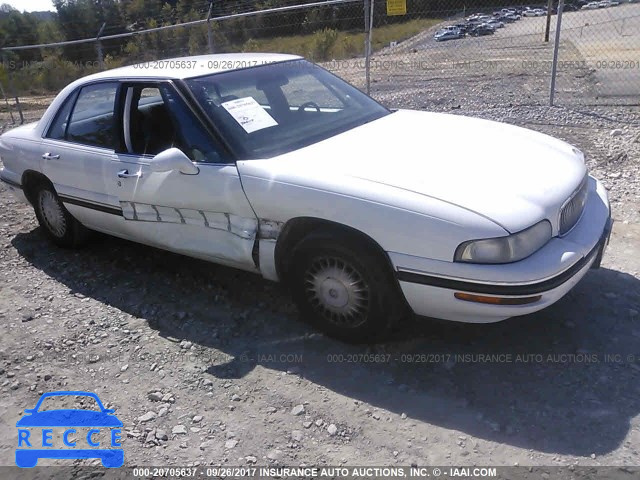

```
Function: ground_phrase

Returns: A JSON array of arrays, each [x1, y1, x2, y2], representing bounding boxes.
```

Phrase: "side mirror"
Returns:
[[150, 148, 199, 175], [23, 409, 36, 415], [103, 408, 115, 414]]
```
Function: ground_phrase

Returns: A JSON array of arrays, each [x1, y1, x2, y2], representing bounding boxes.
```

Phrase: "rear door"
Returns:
[[40, 81, 124, 234], [107, 82, 259, 271]]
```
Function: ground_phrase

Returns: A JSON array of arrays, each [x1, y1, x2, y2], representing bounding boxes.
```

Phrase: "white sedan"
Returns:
[[523, 8, 546, 16], [0, 54, 612, 343]]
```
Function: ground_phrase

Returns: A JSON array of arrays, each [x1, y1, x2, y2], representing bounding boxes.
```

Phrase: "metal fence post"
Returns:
[[96, 22, 106, 69], [0, 81, 16, 125], [6, 79, 23, 124], [364, 0, 370, 94], [207, 1, 214, 54], [0, 51, 16, 126], [1, 51, 23, 124], [544, 0, 553, 42], [549, 0, 565, 106], [364, 0, 373, 95]]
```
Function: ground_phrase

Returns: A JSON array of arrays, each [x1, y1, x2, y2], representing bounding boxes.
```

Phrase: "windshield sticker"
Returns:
[[221, 97, 277, 133]]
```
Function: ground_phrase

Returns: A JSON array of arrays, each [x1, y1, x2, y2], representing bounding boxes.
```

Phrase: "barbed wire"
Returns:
[[2, 0, 363, 51]]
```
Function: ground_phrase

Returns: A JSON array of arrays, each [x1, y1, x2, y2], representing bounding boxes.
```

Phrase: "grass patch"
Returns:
[[370, 18, 442, 51], [240, 18, 441, 61], [3, 18, 442, 95]]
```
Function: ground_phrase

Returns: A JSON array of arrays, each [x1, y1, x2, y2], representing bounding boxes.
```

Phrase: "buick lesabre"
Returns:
[[0, 54, 612, 342]]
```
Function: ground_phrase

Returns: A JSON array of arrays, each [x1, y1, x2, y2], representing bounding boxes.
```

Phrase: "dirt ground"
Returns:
[[0, 11, 639, 479], [317, 3, 631, 115], [0, 127, 639, 474]]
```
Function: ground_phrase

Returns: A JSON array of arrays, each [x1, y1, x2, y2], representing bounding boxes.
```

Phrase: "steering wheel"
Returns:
[[297, 101, 321, 114]]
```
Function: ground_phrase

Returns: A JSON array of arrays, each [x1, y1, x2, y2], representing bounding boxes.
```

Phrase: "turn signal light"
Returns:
[[454, 292, 542, 305]]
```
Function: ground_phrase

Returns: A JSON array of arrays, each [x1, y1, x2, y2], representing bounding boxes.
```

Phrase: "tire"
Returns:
[[32, 182, 90, 248], [288, 232, 403, 343]]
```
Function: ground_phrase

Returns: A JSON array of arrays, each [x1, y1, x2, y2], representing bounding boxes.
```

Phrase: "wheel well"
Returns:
[[21, 170, 52, 205], [274, 217, 397, 284]]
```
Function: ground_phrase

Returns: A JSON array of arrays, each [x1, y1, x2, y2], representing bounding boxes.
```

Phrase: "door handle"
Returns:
[[117, 169, 142, 179], [42, 152, 60, 160]]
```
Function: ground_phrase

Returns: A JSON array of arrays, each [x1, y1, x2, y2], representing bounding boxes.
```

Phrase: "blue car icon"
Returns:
[[16, 391, 123, 468]]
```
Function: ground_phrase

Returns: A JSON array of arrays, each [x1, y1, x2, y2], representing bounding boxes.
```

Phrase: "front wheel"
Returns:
[[288, 233, 403, 343], [32, 182, 90, 248]]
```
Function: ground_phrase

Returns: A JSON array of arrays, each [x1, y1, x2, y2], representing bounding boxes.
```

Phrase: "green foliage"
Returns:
[[310, 28, 338, 61], [233, 18, 439, 62], [3, 54, 102, 95], [242, 38, 260, 53], [0, 5, 44, 62], [0, 0, 444, 94], [339, 36, 361, 58]]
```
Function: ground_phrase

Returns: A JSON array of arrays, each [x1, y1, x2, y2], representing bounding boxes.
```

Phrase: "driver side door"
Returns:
[[108, 81, 259, 271]]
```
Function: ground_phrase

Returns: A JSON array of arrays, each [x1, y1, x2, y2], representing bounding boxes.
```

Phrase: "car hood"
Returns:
[[16, 410, 123, 427], [239, 109, 587, 233]]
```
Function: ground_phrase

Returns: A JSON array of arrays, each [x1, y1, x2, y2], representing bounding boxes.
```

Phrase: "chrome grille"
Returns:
[[559, 176, 588, 236]]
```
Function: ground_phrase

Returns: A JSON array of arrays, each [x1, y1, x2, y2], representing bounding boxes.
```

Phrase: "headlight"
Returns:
[[454, 220, 552, 264]]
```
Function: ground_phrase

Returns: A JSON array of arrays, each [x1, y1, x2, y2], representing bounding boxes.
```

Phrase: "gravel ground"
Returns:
[[0, 20, 639, 477]]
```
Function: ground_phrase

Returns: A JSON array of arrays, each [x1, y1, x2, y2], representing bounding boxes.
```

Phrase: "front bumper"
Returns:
[[392, 176, 612, 323]]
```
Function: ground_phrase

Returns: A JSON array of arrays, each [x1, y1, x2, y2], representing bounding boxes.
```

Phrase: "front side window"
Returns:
[[122, 83, 226, 163], [65, 82, 119, 149], [185, 60, 390, 158]]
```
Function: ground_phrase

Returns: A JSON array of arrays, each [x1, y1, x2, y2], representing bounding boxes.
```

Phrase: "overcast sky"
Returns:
[[4, 0, 55, 12]]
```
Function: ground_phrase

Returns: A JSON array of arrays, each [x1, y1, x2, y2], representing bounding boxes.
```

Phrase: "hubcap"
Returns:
[[39, 190, 66, 237], [303, 256, 370, 328]]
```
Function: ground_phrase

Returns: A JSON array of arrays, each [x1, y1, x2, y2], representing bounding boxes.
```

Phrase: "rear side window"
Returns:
[[46, 90, 78, 140], [56, 82, 119, 150]]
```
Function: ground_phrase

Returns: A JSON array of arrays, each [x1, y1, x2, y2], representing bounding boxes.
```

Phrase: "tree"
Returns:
[[0, 5, 44, 62]]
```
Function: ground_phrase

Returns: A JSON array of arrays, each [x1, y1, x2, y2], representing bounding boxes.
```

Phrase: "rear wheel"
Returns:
[[32, 182, 90, 248], [288, 233, 403, 343]]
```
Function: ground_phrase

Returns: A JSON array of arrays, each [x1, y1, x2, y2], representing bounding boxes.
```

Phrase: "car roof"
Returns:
[[35, 53, 302, 136], [80, 53, 302, 83]]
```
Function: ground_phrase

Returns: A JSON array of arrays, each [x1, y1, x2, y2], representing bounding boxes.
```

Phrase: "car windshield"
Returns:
[[185, 59, 390, 158]]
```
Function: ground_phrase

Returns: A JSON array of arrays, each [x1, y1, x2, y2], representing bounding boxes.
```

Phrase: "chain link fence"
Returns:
[[368, 2, 558, 109], [0, 0, 638, 129], [367, 0, 640, 109], [554, 1, 640, 105], [0, 0, 367, 127]]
